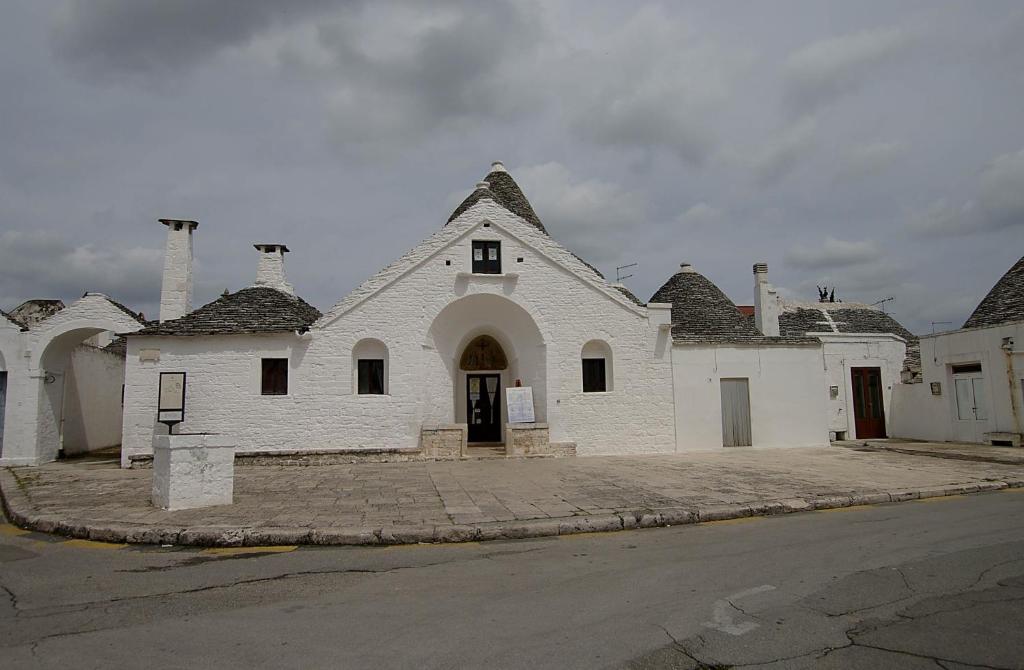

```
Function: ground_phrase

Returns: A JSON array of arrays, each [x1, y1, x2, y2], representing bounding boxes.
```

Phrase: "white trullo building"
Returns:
[[1, 163, 841, 467], [115, 163, 828, 467]]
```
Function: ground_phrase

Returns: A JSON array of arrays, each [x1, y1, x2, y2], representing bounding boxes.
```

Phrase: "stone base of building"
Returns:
[[985, 432, 1022, 447], [124, 425, 576, 468]]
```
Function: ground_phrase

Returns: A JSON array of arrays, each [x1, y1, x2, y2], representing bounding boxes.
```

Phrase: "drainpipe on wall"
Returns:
[[1002, 337, 1022, 435]]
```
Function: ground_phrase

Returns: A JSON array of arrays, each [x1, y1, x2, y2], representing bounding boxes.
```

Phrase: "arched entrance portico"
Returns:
[[0, 294, 144, 466], [424, 294, 547, 440]]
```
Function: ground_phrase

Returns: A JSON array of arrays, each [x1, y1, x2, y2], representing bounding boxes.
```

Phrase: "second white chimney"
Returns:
[[253, 244, 294, 295], [158, 218, 198, 322], [753, 262, 781, 337]]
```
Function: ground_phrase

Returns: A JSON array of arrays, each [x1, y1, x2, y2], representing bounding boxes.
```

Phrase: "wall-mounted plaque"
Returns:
[[506, 386, 535, 424], [930, 381, 942, 396], [158, 371, 186, 432]]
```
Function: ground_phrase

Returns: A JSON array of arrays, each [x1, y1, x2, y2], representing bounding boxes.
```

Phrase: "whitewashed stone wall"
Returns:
[[672, 343, 829, 450], [817, 335, 907, 439], [891, 321, 1024, 443], [62, 344, 126, 454], [123, 199, 677, 461]]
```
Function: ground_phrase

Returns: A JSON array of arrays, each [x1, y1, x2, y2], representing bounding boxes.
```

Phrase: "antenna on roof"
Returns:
[[616, 263, 638, 282], [871, 296, 895, 313], [930, 321, 953, 335]]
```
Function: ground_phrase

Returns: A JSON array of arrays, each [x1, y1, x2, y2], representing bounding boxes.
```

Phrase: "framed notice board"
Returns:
[[158, 371, 186, 432]]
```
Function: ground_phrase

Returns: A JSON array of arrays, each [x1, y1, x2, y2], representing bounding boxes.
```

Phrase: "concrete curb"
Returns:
[[2, 467, 1021, 548]]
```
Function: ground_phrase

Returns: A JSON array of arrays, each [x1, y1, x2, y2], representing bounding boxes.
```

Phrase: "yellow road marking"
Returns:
[[915, 495, 966, 503], [814, 505, 876, 513], [63, 539, 127, 550], [201, 545, 297, 556], [701, 516, 762, 525], [0, 523, 31, 537]]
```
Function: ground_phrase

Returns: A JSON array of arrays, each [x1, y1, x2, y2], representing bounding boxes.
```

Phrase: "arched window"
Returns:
[[353, 338, 388, 395], [581, 340, 612, 392]]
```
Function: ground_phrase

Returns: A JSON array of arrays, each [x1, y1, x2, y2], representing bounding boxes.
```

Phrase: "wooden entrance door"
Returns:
[[721, 378, 752, 447], [467, 374, 502, 443], [851, 367, 886, 439]]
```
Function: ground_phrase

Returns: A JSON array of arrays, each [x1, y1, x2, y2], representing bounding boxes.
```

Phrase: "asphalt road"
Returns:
[[2, 490, 1023, 669]]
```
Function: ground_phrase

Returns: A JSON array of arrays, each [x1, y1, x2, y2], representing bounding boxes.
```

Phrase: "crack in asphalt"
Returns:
[[0, 581, 19, 614]]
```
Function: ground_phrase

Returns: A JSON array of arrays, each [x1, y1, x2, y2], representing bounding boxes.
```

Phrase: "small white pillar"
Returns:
[[152, 433, 234, 510]]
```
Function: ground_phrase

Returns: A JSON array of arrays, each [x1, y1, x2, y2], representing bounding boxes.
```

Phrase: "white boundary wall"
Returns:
[[672, 343, 829, 450]]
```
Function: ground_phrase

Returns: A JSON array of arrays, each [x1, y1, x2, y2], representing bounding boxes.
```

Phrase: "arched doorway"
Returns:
[[424, 293, 547, 440], [460, 335, 508, 442]]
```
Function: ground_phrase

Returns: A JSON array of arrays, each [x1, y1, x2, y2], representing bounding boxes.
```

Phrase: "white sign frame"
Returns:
[[506, 386, 535, 424]]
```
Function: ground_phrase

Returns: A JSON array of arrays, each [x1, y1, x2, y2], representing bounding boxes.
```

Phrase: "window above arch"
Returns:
[[582, 339, 613, 393], [353, 338, 388, 395]]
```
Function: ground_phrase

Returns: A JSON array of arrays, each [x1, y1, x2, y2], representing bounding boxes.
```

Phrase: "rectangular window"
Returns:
[[582, 358, 607, 393], [472, 241, 501, 274], [951, 362, 982, 374], [358, 359, 385, 395], [261, 358, 288, 395]]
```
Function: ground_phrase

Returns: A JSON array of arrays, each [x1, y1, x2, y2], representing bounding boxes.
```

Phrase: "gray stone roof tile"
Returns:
[[780, 305, 921, 382], [651, 267, 818, 345], [130, 287, 321, 337], [963, 256, 1024, 329]]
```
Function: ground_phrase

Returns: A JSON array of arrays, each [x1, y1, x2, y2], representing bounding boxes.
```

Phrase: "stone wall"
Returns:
[[505, 423, 550, 456]]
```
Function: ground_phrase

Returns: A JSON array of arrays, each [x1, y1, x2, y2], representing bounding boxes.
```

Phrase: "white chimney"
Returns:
[[753, 262, 781, 337], [158, 219, 198, 322], [253, 244, 294, 295]]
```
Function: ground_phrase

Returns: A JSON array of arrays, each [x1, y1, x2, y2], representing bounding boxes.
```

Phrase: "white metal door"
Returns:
[[952, 368, 987, 443], [721, 378, 752, 447]]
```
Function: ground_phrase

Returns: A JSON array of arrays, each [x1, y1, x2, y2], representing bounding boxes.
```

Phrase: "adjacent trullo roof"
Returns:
[[132, 287, 321, 337], [779, 302, 921, 382], [963, 255, 1024, 329], [650, 263, 817, 345]]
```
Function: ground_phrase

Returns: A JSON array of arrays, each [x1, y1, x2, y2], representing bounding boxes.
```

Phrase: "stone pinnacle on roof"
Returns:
[[447, 162, 547, 234]]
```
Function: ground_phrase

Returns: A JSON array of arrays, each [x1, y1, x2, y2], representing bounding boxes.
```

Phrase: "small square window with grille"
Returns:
[[472, 241, 501, 274], [261, 358, 288, 395]]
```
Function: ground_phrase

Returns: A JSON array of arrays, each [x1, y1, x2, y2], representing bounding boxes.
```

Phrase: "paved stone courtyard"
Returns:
[[4, 445, 1024, 546]]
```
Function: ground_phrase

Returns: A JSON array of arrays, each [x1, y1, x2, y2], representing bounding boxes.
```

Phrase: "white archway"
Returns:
[[424, 294, 547, 426], [1, 294, 144, 466]]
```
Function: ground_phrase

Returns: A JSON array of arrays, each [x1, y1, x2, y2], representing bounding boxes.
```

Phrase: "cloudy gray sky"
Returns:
[[2, 0, 1022, 332]]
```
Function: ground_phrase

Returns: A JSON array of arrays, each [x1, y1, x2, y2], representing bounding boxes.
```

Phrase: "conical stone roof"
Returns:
[[447, 162, 546, 233], [963, 256, 1024, 329], [650, 263, 818, 344]]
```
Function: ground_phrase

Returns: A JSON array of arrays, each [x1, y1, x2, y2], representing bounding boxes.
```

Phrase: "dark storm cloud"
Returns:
[[0, 1, 1019, 335], [0, 231, 162, 316], [909, 148, 1024, 236], [52, 0, 337, 77]]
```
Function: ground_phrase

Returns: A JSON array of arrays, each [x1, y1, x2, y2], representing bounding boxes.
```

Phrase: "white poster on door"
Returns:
[[506, 387, 535, 424]]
